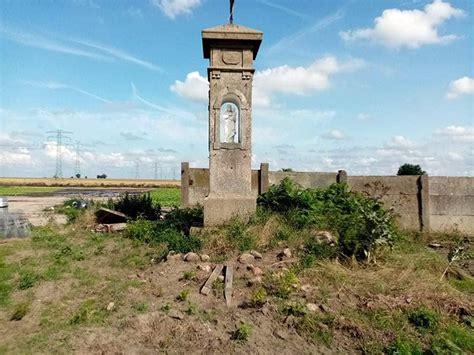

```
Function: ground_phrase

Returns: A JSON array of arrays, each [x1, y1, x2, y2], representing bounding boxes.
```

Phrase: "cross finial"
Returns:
[[229, 0, 234, 24]]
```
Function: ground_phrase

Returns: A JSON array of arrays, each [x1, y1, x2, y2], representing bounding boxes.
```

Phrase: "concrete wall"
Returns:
[[347, 176, 422, 231], [181, 162, 473, 234], [268, 171, 338, 189], [429, 177, 474, 234]]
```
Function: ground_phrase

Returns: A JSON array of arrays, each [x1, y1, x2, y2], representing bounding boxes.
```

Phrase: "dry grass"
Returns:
[[0, 177, 180, 188]]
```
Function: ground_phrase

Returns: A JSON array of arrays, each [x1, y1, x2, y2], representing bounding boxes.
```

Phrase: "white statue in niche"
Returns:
[[222, 103, 238, 143]]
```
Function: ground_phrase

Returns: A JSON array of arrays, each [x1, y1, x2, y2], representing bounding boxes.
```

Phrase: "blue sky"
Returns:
[[0, 0, 472, 178]]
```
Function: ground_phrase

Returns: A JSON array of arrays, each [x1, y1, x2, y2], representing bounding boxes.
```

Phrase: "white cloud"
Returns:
[[321, 129, 345, 140], [254, 56, 364, 105], [170, 71, 208, 102], [386, 135, 419, 149], [340, 0, 464, 48], [446, 76, 474, 99], [357, 113, 371, 121], [26, 80, 112, 104], [172, 56, 364, 107], [436, 125, 474, 143], [151, 0, 202, 19]]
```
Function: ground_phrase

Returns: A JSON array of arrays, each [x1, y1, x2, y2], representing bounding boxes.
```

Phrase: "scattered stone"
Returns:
[[301, 284, 312, 293], [168, 309, 184, 320], [198, 264, 212, 273], [251, 266, 263, 276], [218, 275, 225, 282], [306, 303, 318, 313], [250, 250, 263, 259], [106, 302, 115, 311], [277, 248, 292, 260], [200, 254, 210, 262], [166, 252, 183, 262], [284, 315, 296, 326], [319, 304, 332, 313], [238, 252, 255, 264], [247, 276, 262, 286], [429, 243, 442, 248], [274, 329, 288, 340], [184, 252, 201, 262], [314, 230, 336, 244]]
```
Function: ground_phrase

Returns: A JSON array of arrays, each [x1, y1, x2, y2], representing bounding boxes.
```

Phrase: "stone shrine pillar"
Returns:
[[201, 24, 263, 226]]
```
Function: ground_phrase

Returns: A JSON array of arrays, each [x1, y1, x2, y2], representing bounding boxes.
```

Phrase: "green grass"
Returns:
[[149, 187, 180, 207], [0, 186, 60, 196]]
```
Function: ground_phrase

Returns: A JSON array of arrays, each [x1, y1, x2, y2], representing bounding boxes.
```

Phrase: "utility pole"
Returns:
[[46, 129, 73, 178], [74, 141, 81, 177]]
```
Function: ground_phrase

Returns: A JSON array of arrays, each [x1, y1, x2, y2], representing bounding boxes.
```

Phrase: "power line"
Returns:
[[46, 129, 73, 178], [154, 162, 159, 180]]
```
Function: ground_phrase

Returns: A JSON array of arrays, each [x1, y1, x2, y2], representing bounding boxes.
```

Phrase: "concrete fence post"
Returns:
[[181, 162, 190, 208], [418, 175, 431, 232], [337, 170, 348, 184], [259, 163, 269, 194]]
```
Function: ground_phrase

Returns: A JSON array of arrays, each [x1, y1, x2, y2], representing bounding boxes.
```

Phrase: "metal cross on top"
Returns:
[[229, 0, 235, 24]]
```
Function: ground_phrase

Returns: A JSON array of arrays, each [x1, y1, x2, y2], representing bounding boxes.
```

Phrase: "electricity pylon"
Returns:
[[46, 130, 73, 178]]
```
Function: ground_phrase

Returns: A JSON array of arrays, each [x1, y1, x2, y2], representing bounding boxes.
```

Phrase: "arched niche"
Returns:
[[220, 101, 240, 143]]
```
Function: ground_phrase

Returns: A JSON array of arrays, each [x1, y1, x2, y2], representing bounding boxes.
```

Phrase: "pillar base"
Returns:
[[203, 194, 256, 227]]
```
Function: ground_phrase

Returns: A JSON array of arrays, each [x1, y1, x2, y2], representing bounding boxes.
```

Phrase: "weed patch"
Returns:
[[232, 322, 253, 343], [10, 301, 30, 321]]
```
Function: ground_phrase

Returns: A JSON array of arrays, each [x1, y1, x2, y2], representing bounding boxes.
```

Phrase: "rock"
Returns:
[[274, 329, 288, 340], [200, 254, 210, 262], [319, 304, 332, 313], [168, 309, 184, 320], [218, 275, 225, 282], [301, 284, 312, 293], [184, 252, 200, 262], [166, 252, 183, 262], [198, 264, 212, 273], [250, 250, 263, 259], [314, 230, 336, 244], [238, 252, 255, 264], [106, 302, 115, 311], [306, 303, 318, 312], [252, 266, 263, 276], [247, 276, 262, 286], [277, 248, 292, 260], [429, 243, 442, 248]]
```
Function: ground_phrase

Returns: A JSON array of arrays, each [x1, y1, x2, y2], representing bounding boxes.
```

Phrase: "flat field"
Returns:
[[0, 177, 180, 188]]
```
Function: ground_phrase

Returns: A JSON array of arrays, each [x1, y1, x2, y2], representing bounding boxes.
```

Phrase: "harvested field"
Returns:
[[0, 177, 180, 188]]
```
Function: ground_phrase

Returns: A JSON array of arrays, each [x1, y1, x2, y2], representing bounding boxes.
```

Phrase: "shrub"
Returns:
[[112, 193, 161, 221], [386, 338, 423, 355], [250, 287, 267, 308], [408, 308, 438, 331], [300, 234, 338, 268], [258, 179, 397, 261], [264, 270, 299, 299], [125, 207, 203, 254], [232, 322, 253, 343], [18, 271, 37, 290]]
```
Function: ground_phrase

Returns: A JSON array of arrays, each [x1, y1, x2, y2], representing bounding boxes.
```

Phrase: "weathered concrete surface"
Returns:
[[347, 176, 421, 231], [429, 176, 474, 234], [202, 23, 262, 226], [203, 195, 256, 226], [269, 171, 337, 189]]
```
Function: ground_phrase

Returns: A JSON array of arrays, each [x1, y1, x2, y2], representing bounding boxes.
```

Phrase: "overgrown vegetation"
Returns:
[[110, 193, 161, 221], [125, 206, 203, 256], [258, 178, 397, 262]]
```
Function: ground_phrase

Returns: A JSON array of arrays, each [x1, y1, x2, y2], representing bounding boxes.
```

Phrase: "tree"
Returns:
[[397, 164, 426, 176]]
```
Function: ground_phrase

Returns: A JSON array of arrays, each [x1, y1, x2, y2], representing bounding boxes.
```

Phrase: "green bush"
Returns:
[[301, 236, 338, 268], [111, 193, 161, 221], [18, 271, 37, 290], [232, 322, 253, 343], [125, 208, 203, 255], [258, 178, 397, 261], [408, 308, 439, 331], [386, 338, 423, 355]]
